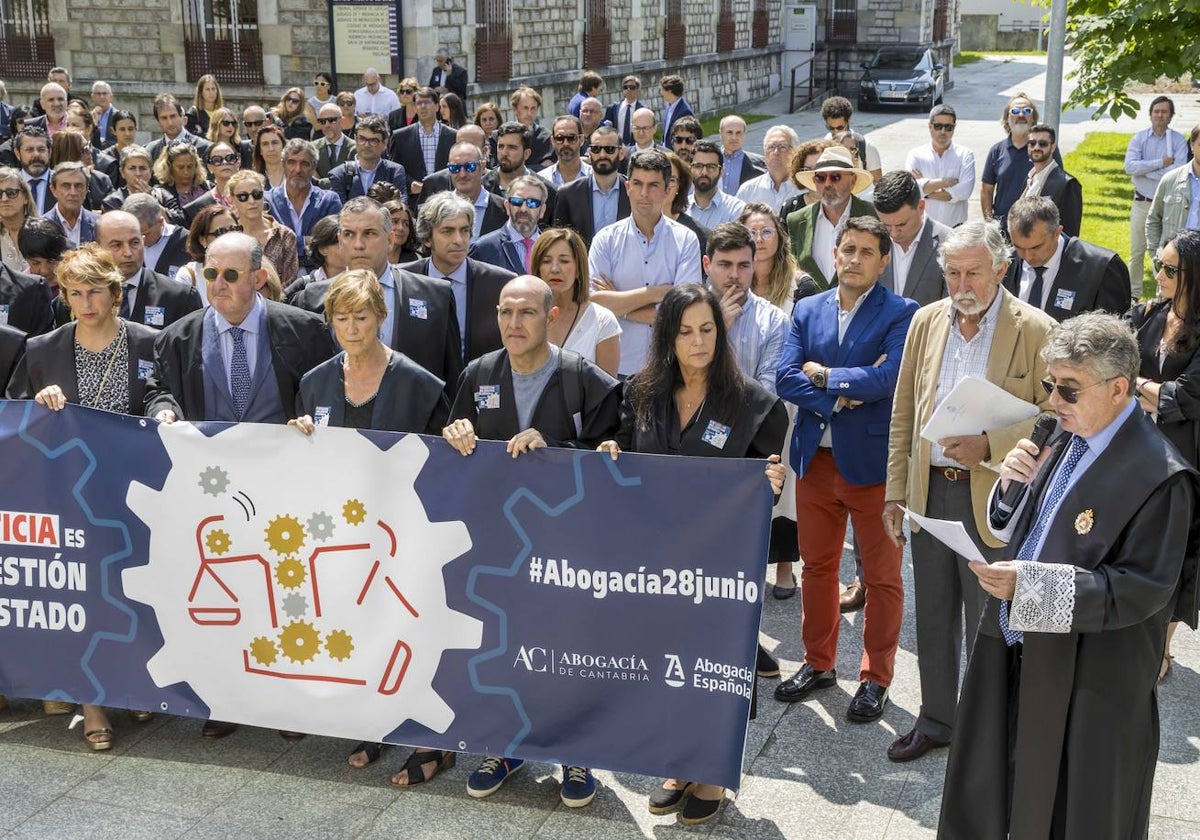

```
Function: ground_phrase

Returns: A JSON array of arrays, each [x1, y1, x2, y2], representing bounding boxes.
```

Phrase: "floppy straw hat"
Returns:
[[795, 145, 873, 194]]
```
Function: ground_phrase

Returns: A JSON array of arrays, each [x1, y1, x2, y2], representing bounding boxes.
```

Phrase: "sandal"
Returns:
[[128, 710, 154, 723], [84, 727, 114, 752], [1159, 653, 1174, 684], [390, 749, 455, 787], [679, 790, 724, 825], [648, 780, 695, 815], [348, 741, 384, 769]]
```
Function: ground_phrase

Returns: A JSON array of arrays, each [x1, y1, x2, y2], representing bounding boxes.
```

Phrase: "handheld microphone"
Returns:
[[995, 412, 1057, 519]]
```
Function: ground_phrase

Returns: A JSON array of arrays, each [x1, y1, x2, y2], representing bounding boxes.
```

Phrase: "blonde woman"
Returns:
[[226, 169, 299, 290], [152, 141, 208, 208]]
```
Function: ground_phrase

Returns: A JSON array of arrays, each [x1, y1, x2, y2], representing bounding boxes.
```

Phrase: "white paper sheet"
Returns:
[[901, 506, 985, 563], [920, 375, 1039, 444]]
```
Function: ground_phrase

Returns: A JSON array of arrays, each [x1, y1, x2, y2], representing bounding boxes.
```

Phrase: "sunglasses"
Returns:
[[507, 195, 543, 209], [0, 187, 25, 199], [286, 97, 301, 105], [590, 144, 620, 155], [622, 84, 639, 90], [930, 122, 955, 131], [233, 189, 264, 202], [553, 133, 579, 143], [400, 88, 415, 95], [315, 80, 330, 87], [1153, 258, 1183, 280], [316, 116, 339, 124], [812, 172, 844, 184], [208, 153, 240, 165], [207, 225, 242, 237], [447, 161, 480, 174], [243, 119, 266, 129], [672, 135, 696, 145], [1010, 106, 1034, 116], [1027, 139, 1052, 148], [220, 119, 237, 128], [202, 266, 249, 283], [1041, 377, 1114, 404]]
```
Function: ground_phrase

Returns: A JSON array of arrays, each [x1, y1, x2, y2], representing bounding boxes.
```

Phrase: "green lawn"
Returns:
[[699, 112, 769, 137], [1062, 131, 1153, 297]]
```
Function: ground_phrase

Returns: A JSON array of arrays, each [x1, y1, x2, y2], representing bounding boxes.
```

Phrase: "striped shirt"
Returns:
[[929, 291, 1002, 467]]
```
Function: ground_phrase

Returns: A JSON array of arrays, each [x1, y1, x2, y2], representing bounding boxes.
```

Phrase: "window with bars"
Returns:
[[932, 0, 951, 41], [0, 0, 56, 78], [664, 0, 685, 60], [752, 0, 770, 48], [716, 0, 735, 52], [476, 0, 512, 82], [583, 0, 611, 67], [182, 0, 264, 85], [827, 0, 856, 44]]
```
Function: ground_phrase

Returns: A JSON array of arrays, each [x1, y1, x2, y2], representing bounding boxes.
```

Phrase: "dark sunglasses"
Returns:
[[286, 97, 301, 104], [930, 122, 955, 131], [447, 161, 479, 174], [1153, 258, 1183, 280], [202, 266, 248, 283], [622, 84, 639, 90], [316, 116, 339, 124], [233, 189, 264, 202], [1041, 377, 1113, 404], [208, 153, 240, 165], [1027, 139, 1052, 148], [1010, 106, 1034, 116], [0, 187, 25, 199], [672, 135, 696, 145], [590, 144, 619, 155], [220, 119, 237, 128], [207, 225, 242, 237], [243, 119, 266, 129], [314, 80, 330, 86], [553, 133, 579, 143], [812, 172, 844, 184], [400, 88, 416, 95], [507, 195, 543, 209]]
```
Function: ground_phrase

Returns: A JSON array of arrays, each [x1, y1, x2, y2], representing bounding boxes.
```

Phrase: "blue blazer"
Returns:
[[662, 98, 695, 143], [776, 283, 917, 486], [468, 225, 525, 275], [266, 186, 343, 241]]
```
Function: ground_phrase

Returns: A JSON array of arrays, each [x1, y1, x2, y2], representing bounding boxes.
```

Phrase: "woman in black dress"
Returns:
[[597, 284, 786, 826], [1124, 229, 1200, 682]]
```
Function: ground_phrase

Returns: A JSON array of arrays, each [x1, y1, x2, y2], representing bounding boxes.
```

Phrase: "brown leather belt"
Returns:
[[932, 466, 971, 481]]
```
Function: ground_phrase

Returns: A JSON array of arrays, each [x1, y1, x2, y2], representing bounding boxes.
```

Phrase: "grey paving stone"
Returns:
[[0, 744, 112, 831], [535, 809, 711, 839], [122, 715, 291, 771], [66, 755, 256, 820], [360, 790, 550, 840], [7, 796, 195, 840]]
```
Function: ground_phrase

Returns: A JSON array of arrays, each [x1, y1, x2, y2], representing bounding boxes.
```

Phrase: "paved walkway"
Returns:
[[3, 55, 1200, 840]]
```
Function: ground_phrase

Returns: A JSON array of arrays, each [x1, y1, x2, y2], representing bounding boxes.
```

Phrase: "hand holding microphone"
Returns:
[[995, 413, 1057, 520]]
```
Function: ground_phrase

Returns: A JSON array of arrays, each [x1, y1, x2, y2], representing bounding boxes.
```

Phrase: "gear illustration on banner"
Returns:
[[265, 514, 305, 556], [204, 528, 231, 555], [198, 466, 230, 496], [325, 629, 354, 661], [306, 511, 335, 542], [342, 498, 366, 525], [274, 557, 306, 589], [124, 425, 483, 741]]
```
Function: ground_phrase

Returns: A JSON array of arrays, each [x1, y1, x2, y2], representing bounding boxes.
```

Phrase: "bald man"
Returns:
[[354, 67, 401, 117]]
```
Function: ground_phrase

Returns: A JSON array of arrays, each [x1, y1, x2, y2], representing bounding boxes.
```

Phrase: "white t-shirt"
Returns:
[[561, 302, 621, 364]]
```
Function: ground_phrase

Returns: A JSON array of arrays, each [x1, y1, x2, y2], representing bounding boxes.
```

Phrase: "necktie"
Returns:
[[29, 178, 43, 213], [622, 103, 633, 145], [522, 237, 535, 273], [999, 434, 1089, 646], [1028, 265, 1047, 308], [120, 284, 134, 319], [229, 327, 252, 419]]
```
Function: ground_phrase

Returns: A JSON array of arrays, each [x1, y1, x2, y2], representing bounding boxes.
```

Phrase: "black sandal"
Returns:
[[348, 741, 384, 768], [390, 749, 456, 787]]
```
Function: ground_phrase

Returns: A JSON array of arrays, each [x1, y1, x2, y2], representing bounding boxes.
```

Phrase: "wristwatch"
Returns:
[[811, 367, 828, 389]]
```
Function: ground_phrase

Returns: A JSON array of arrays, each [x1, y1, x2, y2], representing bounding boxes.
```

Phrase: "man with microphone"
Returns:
[[882, 220, 1056, 762], [938, 312, 1200, 839]]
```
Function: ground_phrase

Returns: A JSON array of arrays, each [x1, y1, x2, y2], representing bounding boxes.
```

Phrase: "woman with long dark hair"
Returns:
[[252, 123, 287, 189], [1125, 229, 1200, 683], [597, 283, 786, 826]]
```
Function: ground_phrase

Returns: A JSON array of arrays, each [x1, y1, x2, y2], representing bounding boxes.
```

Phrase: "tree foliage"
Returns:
[[1065, 0, 1200, 120]]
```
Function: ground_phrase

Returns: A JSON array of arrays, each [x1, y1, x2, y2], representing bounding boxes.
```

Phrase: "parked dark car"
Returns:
[[858, 46, 945, 111]]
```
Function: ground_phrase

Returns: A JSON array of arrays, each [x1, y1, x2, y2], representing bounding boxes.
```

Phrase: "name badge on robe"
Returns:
[[144, 306, 165, 327], [137, 359, 154, 380], [409, 299, 428, 320], [701, 420, 731, 450], [475, 385, 500, 411], [314, 406, 331, 427], [167, 266, 180, 280], [1054, 289, 1076, 311], [0, 304, 9, 326]]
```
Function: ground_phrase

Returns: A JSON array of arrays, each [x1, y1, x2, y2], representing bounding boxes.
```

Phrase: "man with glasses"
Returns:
[[447, 142, 505, 241], [267, 139, 343, 270], [386, 86, 454, 204], [719, 115, 766, 195], [736, 126, 802, 214], [312, 102, 356, 180], [1004, 196, 1130, 323], [577, 98, 605, 157], [882, 220, 1055, 763], [906, 104, 975, 228], [539, 116, 591, 187], [90, 81, 118, 149], [354, 68, 401, 118], [787, 146, 877, 289], [820, 97, 882, 185], [145, 94, 211, 165], [627, 108, 667, 158], [469, 175, 547, 275], [553, 124, 631, 247], [659, 75, 694, 144], [1021, 124, 1082, 238], [668, 115, 703, 165], [328, 114, 407, 202], [241, 106, 271, 146], [981, 93, 1060, 236], [605, 76, 645, 148], [688, 139, 747, 228], [95, 210, 201, 331]]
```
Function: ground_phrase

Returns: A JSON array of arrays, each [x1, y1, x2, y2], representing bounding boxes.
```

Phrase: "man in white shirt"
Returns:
[[737, 126, 802, 214], [905, 104, 975, 228], [354, 68, 401, 117], [872, 171, 950, 306]]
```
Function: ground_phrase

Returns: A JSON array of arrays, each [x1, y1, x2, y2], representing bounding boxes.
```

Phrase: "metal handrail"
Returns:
[[789, 58, 816, 113]]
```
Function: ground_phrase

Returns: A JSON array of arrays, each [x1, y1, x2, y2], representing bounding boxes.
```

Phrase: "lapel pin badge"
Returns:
[[1074, 508, 1094, 535]]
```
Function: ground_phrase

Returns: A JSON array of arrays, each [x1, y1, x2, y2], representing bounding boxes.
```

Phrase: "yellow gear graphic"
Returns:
[[265, 514, 306, 556], [342, 499, 367, 525], [274, 557, 306, 589], [325, 629, 354, 661], [204, 528, 232, 555], [249, 636, 278, 666], [278, 620, 320, 664]]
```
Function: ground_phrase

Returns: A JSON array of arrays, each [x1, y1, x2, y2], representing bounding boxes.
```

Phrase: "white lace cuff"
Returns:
[[1010, 561, 1075, 634]]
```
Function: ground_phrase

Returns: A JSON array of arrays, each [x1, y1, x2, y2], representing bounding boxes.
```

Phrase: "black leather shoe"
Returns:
[[774, 663, 836, 703], [846, 680, 888, 722], [886, 727, 949, 762], [756, 644, 780, 678]]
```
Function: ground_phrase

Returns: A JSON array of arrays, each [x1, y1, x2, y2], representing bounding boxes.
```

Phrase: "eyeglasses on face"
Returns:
[[1010, 106, 1034, 116], [1040, 377, 1114, 403], [220, 119, 237, 128], [243, 119, 266, 129], [415, 99, 435, 106], [315, 80, 330, 87], [356, 134, 383, 146], [622, 84, 639, 91], [233, 189, 264, 202], [507, 195, 543, 209], [672, 135, 696, 145], [691, 162, 721, 173], [208, 153, 240, 165], [0, 187, 25, 199], [590, 144, 620, 155], [202, 266, 248, 283], [812, 172, 844, 184], [207, 225, 242, 237], [765, 143, 793, 154], [553, 133, 579, 143], [1153, 258, 1183, 280], [447, 161, 480, 174], [930, 122, 955, 131], [286, 97, 301, 105], [1027, 139, 1052, 148], [747, 227, 775, 241], [316, 116, 339, 124]]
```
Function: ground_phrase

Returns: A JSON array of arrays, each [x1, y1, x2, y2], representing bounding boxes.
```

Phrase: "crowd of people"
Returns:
[[1, 63, 1198, 836]]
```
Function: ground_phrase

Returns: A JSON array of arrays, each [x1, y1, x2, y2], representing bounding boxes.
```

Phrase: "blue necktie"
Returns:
[[119, 283, 134, 319], [230, 327, 251, 419], [999, 434, 1089, 646]]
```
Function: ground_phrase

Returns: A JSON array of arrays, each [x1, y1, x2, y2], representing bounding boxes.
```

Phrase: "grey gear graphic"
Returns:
[[281, 592, 309, 618], [306, 511, 335, 542], [198, 466, 230, 496]]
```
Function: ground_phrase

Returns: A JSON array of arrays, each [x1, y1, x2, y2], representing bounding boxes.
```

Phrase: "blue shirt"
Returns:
[[589, 175, 621, 237], [726, 292, 789, 394], [1124, 126, 1189, 198], [1189, 169, 1200, 232], [376, 265, 396, 344], [721, 150, 746, 195], [442, 258, 470, 357]]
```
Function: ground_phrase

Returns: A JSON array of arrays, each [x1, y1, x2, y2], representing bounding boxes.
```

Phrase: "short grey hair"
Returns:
[[1007, 195, 1061, 239], [416, 191, 475, 245], [122, 192, 165, 224], [938, 220, 1010, 273], [340, 196, 392, 233], [283, 137, 317, 166], [49, 161, 87, 187], [763, 125, 800, 151], [509, 174, 548, 201], [119, 144, 152, 168], [1040, 312, 1139, 394]]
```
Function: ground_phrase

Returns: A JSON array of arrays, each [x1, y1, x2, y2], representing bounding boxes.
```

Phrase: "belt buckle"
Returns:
[[943, 466, 961, 481]]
